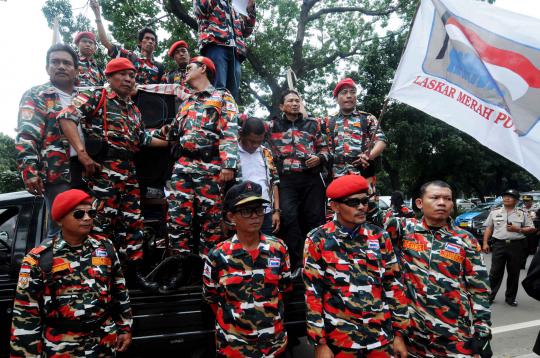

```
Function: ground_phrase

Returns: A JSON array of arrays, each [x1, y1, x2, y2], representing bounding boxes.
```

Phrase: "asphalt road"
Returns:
[[289, 253, 540, 358]]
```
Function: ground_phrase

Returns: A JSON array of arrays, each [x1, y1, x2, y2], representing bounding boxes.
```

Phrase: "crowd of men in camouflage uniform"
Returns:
[[11, 0, 496, 356]]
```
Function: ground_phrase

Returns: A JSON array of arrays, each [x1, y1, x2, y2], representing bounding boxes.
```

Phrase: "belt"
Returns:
[[493, 237, 525, 244], [44, 314, 110, 332]]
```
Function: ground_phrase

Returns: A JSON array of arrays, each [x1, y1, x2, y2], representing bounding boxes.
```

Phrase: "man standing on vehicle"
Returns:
[[10, 189, 132, 357], [483, 189, 535, 306], [74, 31, 105, 87], [267, 89, 329, 271], [203, 181, 291, 357], [91, 0, 164, 84], [58, 58, 167, 291], [386, 180, 492, 357], [162, 40, 191, 86], [304, 175, 409, 357], [152, 56, 238, 285], [15, 44, 79, 238], [194, 0, 256, 99], [324, 78, 386, 190]]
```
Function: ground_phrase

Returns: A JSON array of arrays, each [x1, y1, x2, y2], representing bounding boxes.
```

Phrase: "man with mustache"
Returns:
[[74, 31, 105, 87], [10, 189, 132, 357], [90, 0, 164, 85], [385, 180, 492, 357], [304, 174, 408, 358], [58, 58, 167, 292], [15, 44, 79, 238]]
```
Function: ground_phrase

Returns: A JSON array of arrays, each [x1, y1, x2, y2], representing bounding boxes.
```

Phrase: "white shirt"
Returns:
[[238, 144, 271, 213]]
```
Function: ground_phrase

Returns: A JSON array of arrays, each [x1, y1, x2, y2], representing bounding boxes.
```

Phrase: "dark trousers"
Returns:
[[202, 44, 241, 100], [261, 212, 273, 236], [490, 239, 525, 301], [279, 172, 326, 269]]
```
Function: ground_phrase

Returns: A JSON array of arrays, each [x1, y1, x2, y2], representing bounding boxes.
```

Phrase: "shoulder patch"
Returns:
[[22, 256, 38, 266], [29, 245, 47, 255]]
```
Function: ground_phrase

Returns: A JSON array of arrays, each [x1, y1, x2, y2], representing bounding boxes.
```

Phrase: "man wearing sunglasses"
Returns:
[[385, 180, 492, 357], [303, 174, 408, 358], [203, 181, 291, 357], [11, 189, 132, 357]]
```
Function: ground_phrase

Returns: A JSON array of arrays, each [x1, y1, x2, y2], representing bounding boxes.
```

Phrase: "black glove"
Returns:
[[470, 335, 493, 358]]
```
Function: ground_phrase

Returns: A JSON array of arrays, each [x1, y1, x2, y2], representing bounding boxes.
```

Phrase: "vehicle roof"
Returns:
[[0, 191, 36, 206]]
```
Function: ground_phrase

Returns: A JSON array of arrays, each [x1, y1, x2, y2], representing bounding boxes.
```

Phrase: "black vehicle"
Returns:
[[0, 90, 307, 357]]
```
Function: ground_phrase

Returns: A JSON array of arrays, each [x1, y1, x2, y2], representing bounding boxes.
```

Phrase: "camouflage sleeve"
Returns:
[[303, 230, 327, 346], [280, 242, 292, 293], [314, 118, 330, 164], [463, 236, 492, 337], [202, 250, 221, 305], [193, 0, 216, 17], [218, 92, 239, 170], [56, 90, 100, 126], [380, 232, 409, 335], [110, 247, 133, 334], [15, 89, 46, 181], [108, 44, 132, 60], [240, 4, 256, 38], [10, 255, 44, 357], [262, 146, 280, 187], [384, 217, 403, 250], [368, 114, 387, 143]]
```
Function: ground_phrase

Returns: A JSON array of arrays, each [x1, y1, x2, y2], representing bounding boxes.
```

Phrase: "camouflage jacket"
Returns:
[[109, 45, 164, 84], [153, 85, 238, 176], [194, 0, 256, 61], [385, 217, 491, 343], [382, 206, 415, 226], [77, 56, 105, 87], [161, 67, 187, 86], [324, 111, 386, 177], [57, 87, 152, 155], [15, 83, 73, 184], [203, 234, 291, 357], [10, 234, 132, 357], [367, 206, 385, 228], [303, 220, 409, 350], [267, 114, 330, 174]]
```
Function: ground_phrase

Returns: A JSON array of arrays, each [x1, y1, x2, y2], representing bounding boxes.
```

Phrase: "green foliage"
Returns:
[[0, 134, 23, 193]]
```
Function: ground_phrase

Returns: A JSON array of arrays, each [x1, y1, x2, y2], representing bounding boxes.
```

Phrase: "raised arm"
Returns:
[[90, 0, 114, 53]]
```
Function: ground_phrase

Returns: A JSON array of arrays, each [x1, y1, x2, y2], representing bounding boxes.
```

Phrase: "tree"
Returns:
[[0, 134, 23, 193]]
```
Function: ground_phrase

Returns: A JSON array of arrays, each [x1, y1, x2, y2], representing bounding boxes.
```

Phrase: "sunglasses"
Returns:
[[234, 206, 265, 218], [336, 196, 370, 208], [72, 209, 97, 220]]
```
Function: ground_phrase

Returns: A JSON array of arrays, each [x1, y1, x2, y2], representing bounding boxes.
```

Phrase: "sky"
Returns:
[[1, 0, 540, 138]]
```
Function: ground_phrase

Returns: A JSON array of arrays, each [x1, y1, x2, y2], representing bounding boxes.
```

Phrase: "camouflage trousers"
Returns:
[[328, 343, 393, 358], [215, 330, 287, 358], [88, 159, 144, 262], [406, 330, 473, 357], [166, 172, 223, 259]]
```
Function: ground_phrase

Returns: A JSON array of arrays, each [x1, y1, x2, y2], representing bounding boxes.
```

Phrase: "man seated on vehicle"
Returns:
[[203, 181, 291, 357], [10, 189, 132, 357], [91, 0, 164, 84], [15, 44, 79, 239], [304, 174, 408, 358]]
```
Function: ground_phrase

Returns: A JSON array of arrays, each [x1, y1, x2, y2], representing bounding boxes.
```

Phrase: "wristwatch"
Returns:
[[272, 208, 282, 214]]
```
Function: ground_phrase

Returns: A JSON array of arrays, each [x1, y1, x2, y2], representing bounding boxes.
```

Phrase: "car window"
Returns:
[[0, 207, 19, 275]]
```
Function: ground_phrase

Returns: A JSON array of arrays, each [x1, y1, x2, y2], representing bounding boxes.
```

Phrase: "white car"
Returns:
[[456, 199, 476, 211]]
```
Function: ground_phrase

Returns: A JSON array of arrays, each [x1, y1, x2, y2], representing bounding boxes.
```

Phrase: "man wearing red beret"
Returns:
[[152, 56, 238, 290], [303, 174, 409, 358], [162, 40, 191, 86], [91, 0, 164, 84], [57, 58, 168, 291], [10, 189, 132, 357], [74, 31, 105, 87], [324, 78, 387, 191]]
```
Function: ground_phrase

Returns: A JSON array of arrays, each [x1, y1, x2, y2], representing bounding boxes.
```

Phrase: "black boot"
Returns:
[[130, 261, 159, 293], [159, 273, 182, 294]]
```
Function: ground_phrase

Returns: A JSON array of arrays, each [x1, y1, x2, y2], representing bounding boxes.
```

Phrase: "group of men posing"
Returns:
[[10, 0, 493, 356]]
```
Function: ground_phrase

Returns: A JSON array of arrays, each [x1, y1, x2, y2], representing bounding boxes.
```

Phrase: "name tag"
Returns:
[[440, 250, 464, 263], [51, 262, 71, 273], [92, 257, 111, 266], [403, 240, 427, 252]]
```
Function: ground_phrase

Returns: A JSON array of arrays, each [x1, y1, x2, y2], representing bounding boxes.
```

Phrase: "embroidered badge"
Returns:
[[92, 257, 111, 266], [367, 240, 380, 250], [268, 258, 281, 268], [403, 240, 427, 252], [51, 262, 70, 273], [94, 248, 108, 257], [203, 262, 212, 278], [444, 243, 462, 254], [440, 250, 465, 263], [18, 276, 29, 289]]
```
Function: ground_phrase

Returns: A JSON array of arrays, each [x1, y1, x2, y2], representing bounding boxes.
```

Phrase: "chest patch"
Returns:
[[403, 240, 427, 252], [367, 239, 380, 250], [268, 258, 280, 268], [92, 257, 111, 266], [440, 250, 465, 263]]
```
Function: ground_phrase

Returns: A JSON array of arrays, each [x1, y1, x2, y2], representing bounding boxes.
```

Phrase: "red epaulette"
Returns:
[[29, 245, 47, 255]]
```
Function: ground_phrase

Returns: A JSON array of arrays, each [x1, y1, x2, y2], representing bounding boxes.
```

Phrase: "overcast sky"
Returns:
[[0, 0, 539, 138]]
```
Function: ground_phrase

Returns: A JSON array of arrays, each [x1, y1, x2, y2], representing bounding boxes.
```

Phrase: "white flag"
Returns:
[[52, 16, 62, 45], [389, 0, 540, 179]]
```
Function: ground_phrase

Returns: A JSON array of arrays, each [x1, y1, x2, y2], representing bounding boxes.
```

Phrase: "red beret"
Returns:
[[104, 58, 136, 75], [74, 32, 96, 44], [190, 56, 216, 78], [168, 40, 189, 57], [51, 189, 93, 222], [326, 175, 369, 199], [333, 78, 357, 97]]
